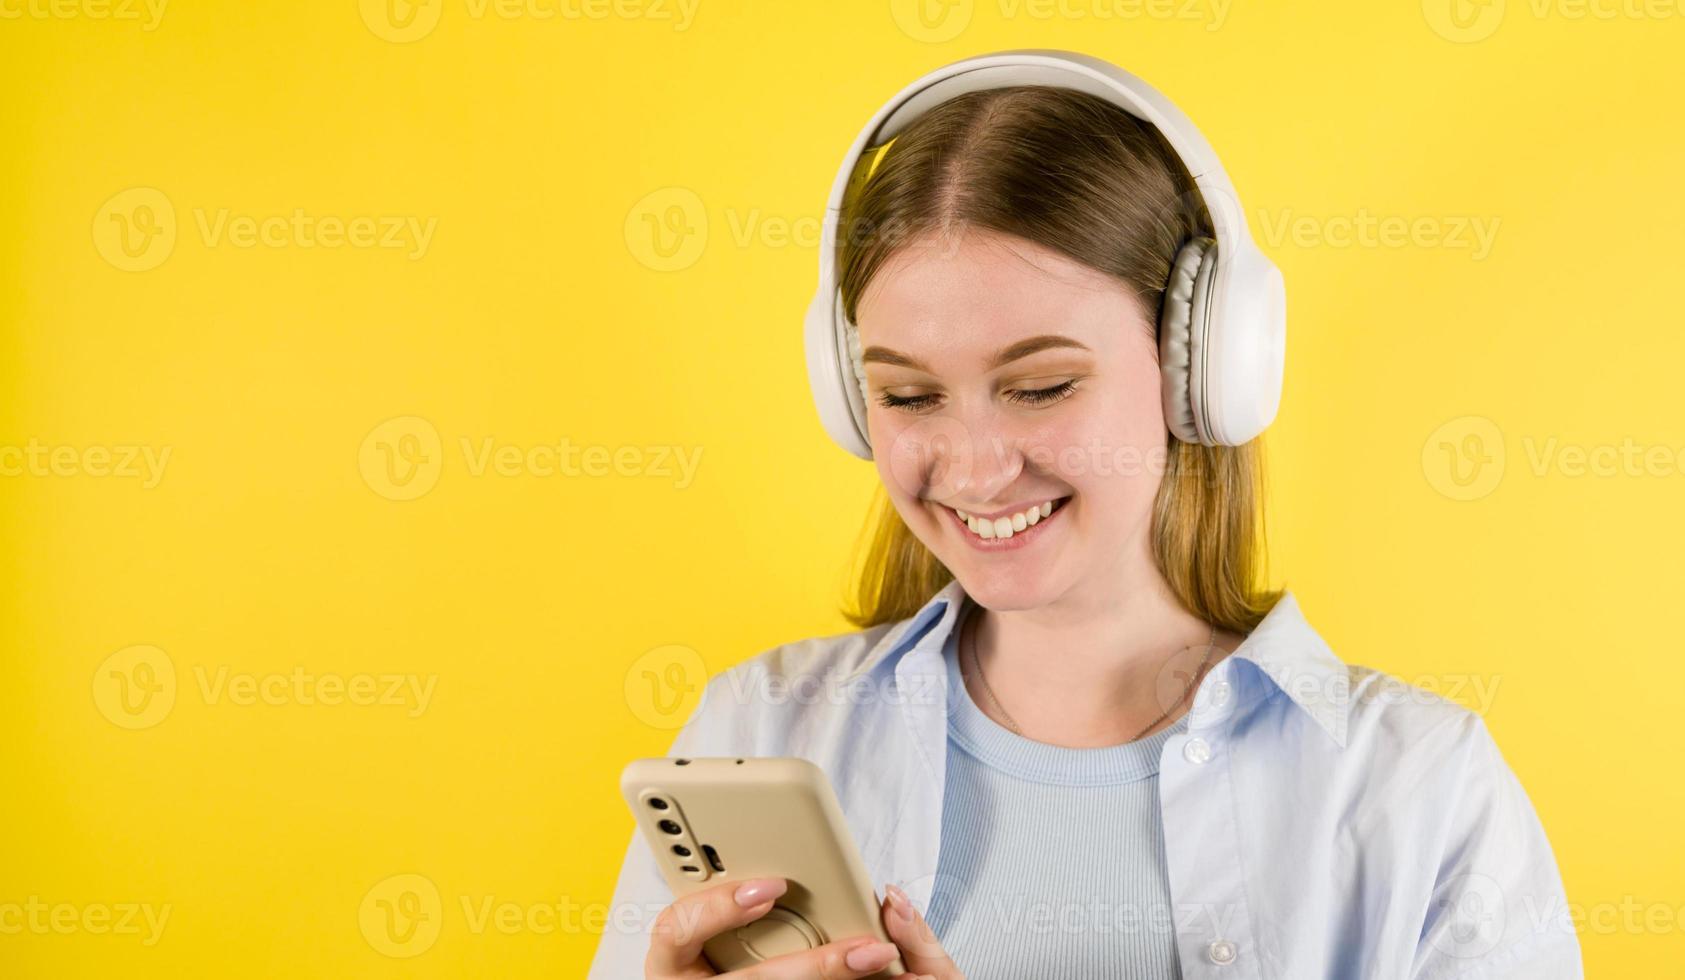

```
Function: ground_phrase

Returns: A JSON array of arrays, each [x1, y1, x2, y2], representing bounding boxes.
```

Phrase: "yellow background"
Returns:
[[3, 0, 1682, 975]]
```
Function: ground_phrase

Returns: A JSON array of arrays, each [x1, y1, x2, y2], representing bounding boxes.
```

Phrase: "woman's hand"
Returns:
[[644, 876, 914, 979], [879, 883, 965, 979]]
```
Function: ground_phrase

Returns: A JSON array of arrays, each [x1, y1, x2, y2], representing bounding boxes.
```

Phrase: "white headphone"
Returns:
[[802, 49, 1286, 458]]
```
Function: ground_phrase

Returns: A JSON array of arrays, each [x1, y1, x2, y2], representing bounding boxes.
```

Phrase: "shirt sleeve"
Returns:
[[1411, 712, 1583, 980], [585, 669, 740, 980]]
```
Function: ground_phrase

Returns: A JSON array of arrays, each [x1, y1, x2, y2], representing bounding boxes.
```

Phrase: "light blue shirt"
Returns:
[[928, 595, 1187, 977], [589, 580, 1583, 979]]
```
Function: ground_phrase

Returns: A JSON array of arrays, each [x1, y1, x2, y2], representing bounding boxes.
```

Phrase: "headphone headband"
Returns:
[[804, 49, 1285, 459], [819, 50, 1255, 263]]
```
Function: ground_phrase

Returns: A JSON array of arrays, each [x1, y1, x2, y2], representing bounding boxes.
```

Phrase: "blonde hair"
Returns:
[[834, 86, 1282, 634]]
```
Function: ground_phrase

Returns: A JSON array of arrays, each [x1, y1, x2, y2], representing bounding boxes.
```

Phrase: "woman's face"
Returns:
[[855, 225, 1171, 611]]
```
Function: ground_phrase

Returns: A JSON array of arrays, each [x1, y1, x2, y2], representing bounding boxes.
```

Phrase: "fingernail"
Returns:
[[845, 941, 898, 972], [734, 878, 786, 908], [885, 883, 914, 922]]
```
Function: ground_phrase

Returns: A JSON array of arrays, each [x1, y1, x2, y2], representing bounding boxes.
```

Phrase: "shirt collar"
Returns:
[[856, 578, 1351, 748]]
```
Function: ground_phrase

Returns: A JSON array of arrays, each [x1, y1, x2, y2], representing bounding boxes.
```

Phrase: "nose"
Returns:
[[946, 416, 1023, 504], [887, 402, 1026, 505]]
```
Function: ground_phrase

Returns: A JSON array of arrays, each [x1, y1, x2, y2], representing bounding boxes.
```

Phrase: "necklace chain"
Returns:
[[962, 603, 1219, 743]]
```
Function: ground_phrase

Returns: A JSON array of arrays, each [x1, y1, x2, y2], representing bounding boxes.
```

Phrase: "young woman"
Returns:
[[590, 51, 1581, 980]]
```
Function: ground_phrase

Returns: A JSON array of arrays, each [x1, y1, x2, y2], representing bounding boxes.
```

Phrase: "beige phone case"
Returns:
[[620, 756, 905, 977]]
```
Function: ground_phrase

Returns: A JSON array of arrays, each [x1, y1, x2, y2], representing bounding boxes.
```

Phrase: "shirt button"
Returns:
[[1182, 736, 1211, 764], [1209, 680, 1232, 706], [1206, 938, 1237, 965]]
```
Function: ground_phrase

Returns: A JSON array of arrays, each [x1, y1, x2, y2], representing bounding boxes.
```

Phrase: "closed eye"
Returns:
[[875, 380, 1079, 412]]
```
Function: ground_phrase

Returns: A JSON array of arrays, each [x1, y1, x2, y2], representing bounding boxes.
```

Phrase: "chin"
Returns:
[[950, 565, 1070, 612]]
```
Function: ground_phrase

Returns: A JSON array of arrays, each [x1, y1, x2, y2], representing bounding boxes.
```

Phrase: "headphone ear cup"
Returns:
[[1158, 236, 1217, 445]]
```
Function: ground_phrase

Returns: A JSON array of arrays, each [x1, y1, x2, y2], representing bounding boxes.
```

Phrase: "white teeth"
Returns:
[[955, 499, 1063, 540]]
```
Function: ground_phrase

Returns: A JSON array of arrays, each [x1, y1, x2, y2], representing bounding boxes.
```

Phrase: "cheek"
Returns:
[[868, 411, 926, 504], [1037, 381, 1169, 493]]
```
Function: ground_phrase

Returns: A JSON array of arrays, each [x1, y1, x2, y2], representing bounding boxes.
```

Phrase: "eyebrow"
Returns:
[[860, 334, 1093, 373]]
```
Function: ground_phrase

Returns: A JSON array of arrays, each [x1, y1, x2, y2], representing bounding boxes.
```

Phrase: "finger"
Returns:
[[880, 883, 961, 978], [721, 936, 901, 979], [646, 877, 787, 977]]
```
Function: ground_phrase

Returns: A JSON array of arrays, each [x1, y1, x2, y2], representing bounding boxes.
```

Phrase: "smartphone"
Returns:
[[620, 756, 905, 977]]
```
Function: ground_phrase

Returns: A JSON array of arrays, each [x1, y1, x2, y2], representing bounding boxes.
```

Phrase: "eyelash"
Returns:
[[875, 380, 1078, 412]]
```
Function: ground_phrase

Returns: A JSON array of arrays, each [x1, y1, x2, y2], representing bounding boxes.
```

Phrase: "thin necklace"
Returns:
[[962, 602, 1219, 743]]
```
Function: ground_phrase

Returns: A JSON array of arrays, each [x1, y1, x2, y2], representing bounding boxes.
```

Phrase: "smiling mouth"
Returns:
[[945, 496, 1071, 541]]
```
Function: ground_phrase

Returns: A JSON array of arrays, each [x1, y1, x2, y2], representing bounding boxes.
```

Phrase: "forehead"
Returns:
[[854, 227, 1144, 358]]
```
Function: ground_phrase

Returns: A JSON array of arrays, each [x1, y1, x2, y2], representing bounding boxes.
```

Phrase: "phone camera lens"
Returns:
[[657, 819, 683, 836], [671, 845, 691, 857], [647, 797, 669, 811]]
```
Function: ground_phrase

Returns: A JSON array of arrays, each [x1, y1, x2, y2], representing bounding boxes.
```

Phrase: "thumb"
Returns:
[[880, 883, 963, 979]]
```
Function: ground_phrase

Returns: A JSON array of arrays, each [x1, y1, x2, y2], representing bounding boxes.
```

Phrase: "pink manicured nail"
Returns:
[[734, 878, 786, 908], [845, 941, 898, 972], [885, 883, 915, 922]]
